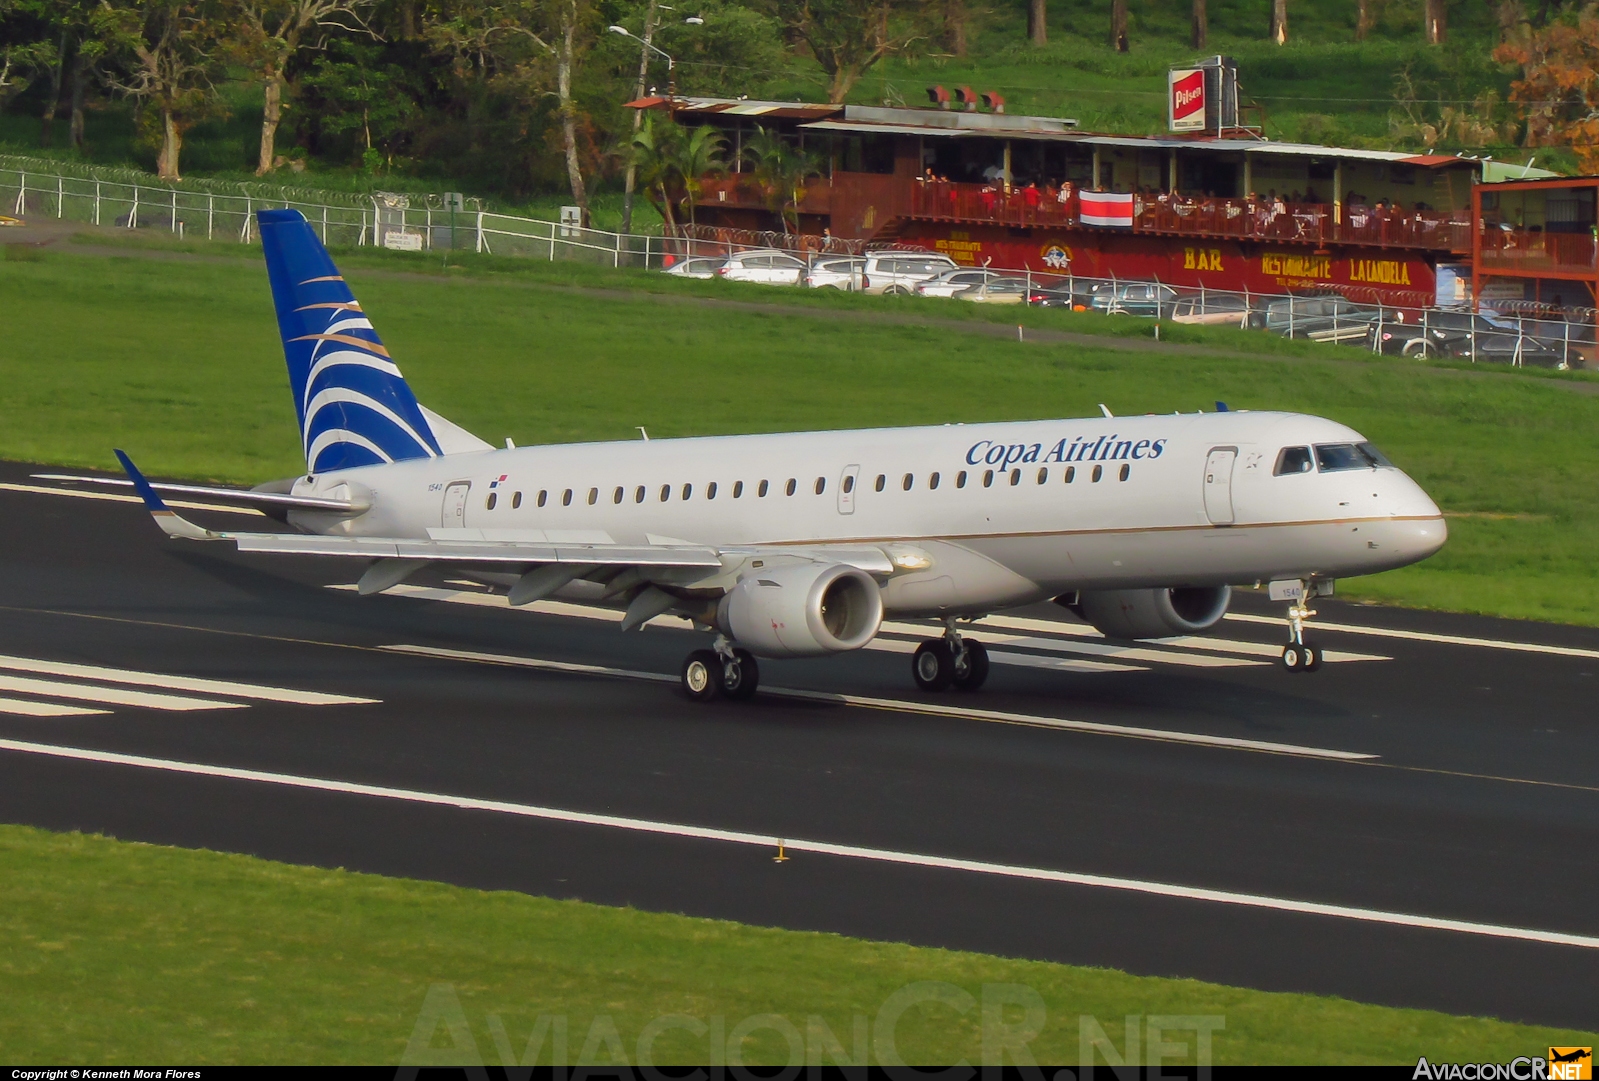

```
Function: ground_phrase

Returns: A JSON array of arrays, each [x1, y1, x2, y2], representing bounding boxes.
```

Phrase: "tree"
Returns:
[[1355, 0, 1374, 42], [942, 0, 968, 56], [1424, 0, 1446, 43], [1496, 7, 1599, 171], [1110, 0, 1127, 52], [1026, 0, 1045, 45], [775, 0, 926, 102], [0, 1, 60, 115], [233, 0, 373, 176], [1192, 0, 1206, 49], [296, 36, 414, 168], [626, 111, 683, 228], [94, 0, 230, 179], [1270, 0, 1287, 45], [742, 124, 817, 233]]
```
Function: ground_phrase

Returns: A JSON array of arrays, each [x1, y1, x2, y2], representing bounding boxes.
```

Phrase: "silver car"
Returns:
[[859, 251, 958, 295], [661, 256, 726, 279], [804, 256, 865, 290], [915, 267, 1012, 299], [715, 249, 809, 286]]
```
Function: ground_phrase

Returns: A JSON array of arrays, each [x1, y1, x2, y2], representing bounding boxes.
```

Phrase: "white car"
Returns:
[[858, 251, 957, 295], [953, 276, 1031, 304], [662, 256, 726, 279], [914, 267, 1010, 299], [804, 256, 865, 289], [715, 249, 808, 285]]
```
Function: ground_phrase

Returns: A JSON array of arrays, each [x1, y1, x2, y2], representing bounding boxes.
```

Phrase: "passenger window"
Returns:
[[1064, 466, 1075, 483], [902, 473, 913, 491], [588, 488, 598, 505], [1274, 446, 1314, 475], [635, 485, 645, 503], [815, 477, 825, 494], [1119, 464, 1130, 481], [682, 483, 693, 500], [758, 479, 769, 497], [613, 486, 624, 504], [875, 474, 886, 492], [1036, 467, 1048, 484], [929, 472, 940, 489], [1009, 468, 1021, 486], [956, 470, 967, 488], [842, 475, 855, 494], [512, 491, 522, 509], [707, 481, 718, 499], [1091, 465, 1103, 482], [733, 481, 744, 498], [786, 478, 797, 496], [982, 470, 994, 487], [660, 484, 670, 502], [562, 489, 573, 506], [486, 493, 497, 510], [537, 490, 548, 507]]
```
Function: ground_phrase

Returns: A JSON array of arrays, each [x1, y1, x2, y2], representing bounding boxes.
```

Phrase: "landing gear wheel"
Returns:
[[1301, 640, 1323, 672], [721, 648, 760, 700], [912, 640, 955, 692], [951, 638, 990, 691], [682, 649, 724, 701], [1280, 643, 1305, 672]]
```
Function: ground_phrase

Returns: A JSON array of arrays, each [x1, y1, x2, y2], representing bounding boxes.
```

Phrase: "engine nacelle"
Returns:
[[1074, 585, 1232, 640], [717, 562, 883, 658]]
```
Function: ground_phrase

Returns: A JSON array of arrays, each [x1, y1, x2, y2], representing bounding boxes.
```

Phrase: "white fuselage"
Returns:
[[287, 410, 1445, 617]]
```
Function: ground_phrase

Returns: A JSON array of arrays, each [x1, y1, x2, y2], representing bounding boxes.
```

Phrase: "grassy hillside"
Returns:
[[2, 825, 1592, 1064], [2, 242, 1598, 626]]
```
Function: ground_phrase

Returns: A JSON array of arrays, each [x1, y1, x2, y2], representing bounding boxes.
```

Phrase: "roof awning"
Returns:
[[800, 120, 976, 137], [1395, 154, 1468, 167]]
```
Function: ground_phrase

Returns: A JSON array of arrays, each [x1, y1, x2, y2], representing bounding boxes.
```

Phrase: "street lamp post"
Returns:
[[615, 12, 701, 236]]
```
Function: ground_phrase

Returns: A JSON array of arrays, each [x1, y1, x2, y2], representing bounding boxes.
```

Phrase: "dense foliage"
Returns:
[[0, 1, 1590, 206]]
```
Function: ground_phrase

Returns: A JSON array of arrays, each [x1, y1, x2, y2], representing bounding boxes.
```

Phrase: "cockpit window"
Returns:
[[1274, 446, 1314, 475], [1315, 442, 1393, 472]]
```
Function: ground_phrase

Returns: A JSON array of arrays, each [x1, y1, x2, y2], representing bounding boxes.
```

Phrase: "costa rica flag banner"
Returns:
[[1079, 191, 1135, 228]]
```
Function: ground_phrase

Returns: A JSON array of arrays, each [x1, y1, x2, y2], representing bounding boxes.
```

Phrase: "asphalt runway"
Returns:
[[2, 460, 1597, 1031]]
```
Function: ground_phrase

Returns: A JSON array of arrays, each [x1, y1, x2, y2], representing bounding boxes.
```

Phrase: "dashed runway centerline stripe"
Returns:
[[0, 674, 246, 712], [0, 654, 379, 706], [0, 482, 264, 516], [3, 736, 1593, 952], [0, 696, 110, 718]]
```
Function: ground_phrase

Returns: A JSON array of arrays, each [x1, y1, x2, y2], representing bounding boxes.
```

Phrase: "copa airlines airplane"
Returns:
[[95, 209, 1447, 701]]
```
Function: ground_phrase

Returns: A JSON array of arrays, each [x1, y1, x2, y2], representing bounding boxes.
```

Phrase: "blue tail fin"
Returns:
[[258, 209, 441, 474]]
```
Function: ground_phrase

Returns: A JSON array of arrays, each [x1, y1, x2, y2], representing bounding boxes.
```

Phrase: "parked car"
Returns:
[[858, 251, 958, 295], [1507, 314, 1594, 368], [1373, 310, 1567, 367], [804, 256, 865, 290], [1089, 282, 1180, 317], [1026, 282, 1094, 309], [715, 248, 808, 285], [914, 267, 1011, 299], [1258, 295, 1381, 345], [661, 256, 726, 279], [953, 276, 1032, 304], [1169, 293, 1253, 327]]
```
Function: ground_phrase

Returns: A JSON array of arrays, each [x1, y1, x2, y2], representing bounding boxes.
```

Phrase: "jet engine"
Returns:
[[1073, 586, 1232, 640], [718, 562, 883, 658]]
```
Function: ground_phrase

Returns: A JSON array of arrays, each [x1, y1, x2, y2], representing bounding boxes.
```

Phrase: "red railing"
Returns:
[[1478, 227, 1598, 273], [695, 175, 832, 216], [906, 181, 1470, 252]]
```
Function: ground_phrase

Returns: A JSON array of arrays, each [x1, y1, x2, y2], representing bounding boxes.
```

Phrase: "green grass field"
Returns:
[[4, 241, 1598, 626], [3, 825, 1592, 1064]]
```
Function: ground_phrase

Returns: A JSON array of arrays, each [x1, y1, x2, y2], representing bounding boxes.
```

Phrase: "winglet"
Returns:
[[113, 449, 219, 540]]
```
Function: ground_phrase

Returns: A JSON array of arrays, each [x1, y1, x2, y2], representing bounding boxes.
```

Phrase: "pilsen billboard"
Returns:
[[1169, 68, 1206, 132]]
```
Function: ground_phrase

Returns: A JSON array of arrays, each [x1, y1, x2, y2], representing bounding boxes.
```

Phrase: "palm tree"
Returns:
[[741, 126, 823, 235], [627, 114, 686, 229], [672, 124, 729, 230]]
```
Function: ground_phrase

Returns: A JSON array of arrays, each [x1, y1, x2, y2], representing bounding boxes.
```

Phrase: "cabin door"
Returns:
[[441, 481, 471, 528], [837, 465, 860, 515], [1202, 448, 1236, 525]]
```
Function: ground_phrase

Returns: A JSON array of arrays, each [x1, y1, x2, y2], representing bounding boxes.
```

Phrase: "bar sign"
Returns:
[[1170, 68, 1206, 132]]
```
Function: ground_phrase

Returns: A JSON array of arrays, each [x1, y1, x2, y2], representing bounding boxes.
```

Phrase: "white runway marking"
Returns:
[[0, 674, 246, 712], [0, 696, 109, 718], [0, 655, 378, 706], [1226, 612, 1599, 661], [0, 482, 264, 516], [862, 636, 1144, 673], [381, 643, 1375, 760], [3, 735, 1591, 952]]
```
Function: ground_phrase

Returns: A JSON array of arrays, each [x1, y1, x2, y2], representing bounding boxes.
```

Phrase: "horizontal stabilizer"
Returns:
[[34, 473, 367, 513], [113, 450, 222, 541]]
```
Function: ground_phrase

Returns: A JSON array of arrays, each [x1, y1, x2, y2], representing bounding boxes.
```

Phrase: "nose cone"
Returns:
[[1368, 471, 1448, 571]]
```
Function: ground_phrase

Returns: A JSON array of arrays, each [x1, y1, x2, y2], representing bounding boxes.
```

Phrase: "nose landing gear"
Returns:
[[1272, 579, 1327, 673], [681, 636, 760, 701], [912, 619, 990, 692]]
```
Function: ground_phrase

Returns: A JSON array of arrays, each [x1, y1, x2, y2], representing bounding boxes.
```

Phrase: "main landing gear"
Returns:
[[681, 637, 760, 701], [912, 619, 990, 693], [1277, 585, 1323, 674]]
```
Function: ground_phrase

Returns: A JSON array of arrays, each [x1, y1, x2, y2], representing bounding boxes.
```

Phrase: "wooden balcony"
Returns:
[[1478, 228, 1598, 275]]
